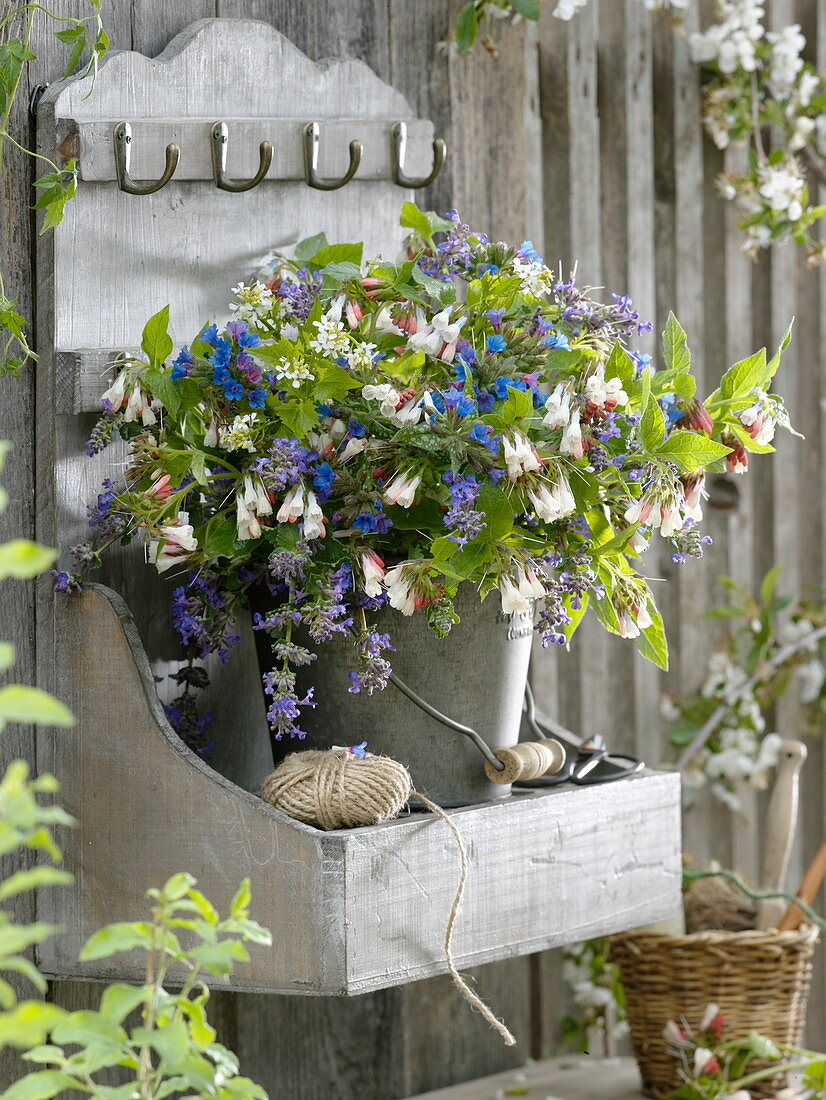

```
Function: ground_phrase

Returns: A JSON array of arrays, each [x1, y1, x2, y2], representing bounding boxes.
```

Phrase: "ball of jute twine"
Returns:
[[260, 749, 516, 1047]]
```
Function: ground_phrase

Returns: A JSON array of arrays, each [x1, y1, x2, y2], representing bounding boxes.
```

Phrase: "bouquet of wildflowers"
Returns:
[[69, 204, 794, 746], [664, 1002, 826, 1099]]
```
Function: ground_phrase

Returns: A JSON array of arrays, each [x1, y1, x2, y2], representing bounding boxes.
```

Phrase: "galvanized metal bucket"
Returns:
[[251, 584, 535, 807]]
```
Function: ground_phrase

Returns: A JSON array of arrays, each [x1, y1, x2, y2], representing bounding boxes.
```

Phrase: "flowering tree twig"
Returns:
[[675, 623, 826, 772]]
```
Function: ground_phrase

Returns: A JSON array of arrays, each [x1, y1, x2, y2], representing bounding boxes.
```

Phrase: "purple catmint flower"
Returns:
[[442, 471, 486, 547], [348, 630, 395, 695], [87, 478, 127, 539], [51, 569, 81, 594], [259, 438, 310, 492]]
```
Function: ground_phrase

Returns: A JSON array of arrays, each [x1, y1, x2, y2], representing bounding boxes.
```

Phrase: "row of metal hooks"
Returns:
[[113, 119, 446, 195]]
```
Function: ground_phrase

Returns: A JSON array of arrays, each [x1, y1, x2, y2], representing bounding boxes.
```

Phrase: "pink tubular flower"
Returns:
[[345, 299, 364, 329], [724, 435, 749, 474], [684, 397, 715, 434], [360, 549, 385, 597], [624, 495, 656, 526], [384, 469, 422, 509], [147, 474, 172, 501], [149, 512, 197, 573], [681, 471, 707, 522]]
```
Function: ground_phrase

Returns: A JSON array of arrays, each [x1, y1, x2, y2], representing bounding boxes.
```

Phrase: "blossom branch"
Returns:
[[675, 623, 826, 772]]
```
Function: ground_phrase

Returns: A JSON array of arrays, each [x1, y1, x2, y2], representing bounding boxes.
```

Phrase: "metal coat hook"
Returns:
[[210, 121, 273, 192], [391, 120, 446, 189], [113, 121, 179, 195], [303, 121, 362, 191]]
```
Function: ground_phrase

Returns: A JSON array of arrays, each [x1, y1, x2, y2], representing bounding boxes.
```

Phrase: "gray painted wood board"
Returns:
[[36, 583, 682, 994]]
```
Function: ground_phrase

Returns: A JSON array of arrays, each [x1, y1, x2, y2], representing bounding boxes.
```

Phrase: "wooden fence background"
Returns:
[[1, 0, 824, 1094]]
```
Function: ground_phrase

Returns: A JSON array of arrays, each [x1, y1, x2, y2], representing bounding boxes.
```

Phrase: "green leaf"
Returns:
[[0, 1002, 66, 1050], [501, 386, 533, 425], [0, 642, 15, 671], [294, 232, 328, 263], [718, 348, 768, 402], [141, 305, 173, 368], [746, 1030, 781, 1060], [476, 484, 514, 540], [314, 362, 363, 403], [79, 922, 153, 962], [455, 1, 479, 53], [759, 564, 783, 608], [635, 606, 669, 671], [411, 262, 455, 303], [309, 243, 362, 268], [654, 432, 733, 473], [604, 343, 636, 391], [0, 866, 73, 901], [230, 879, 251, 920], [637, 394, 665, 451], [186, 940, 249, 977], [563, 592, 589, 644], [763, 318, 793, 386], [1, 1070, 77, 1100], [0, 540, 57, 580], [98, 983, 147, 1024], [513, 0, 541, 17], [662, 312, 691, 374], [0, 686, 74, 728], [132, 1018, 189, 1069], [163, 872, 197, 902], [277, 397, 318, 438], [399, 203, 453, 246], [320, 261, 362, 286]]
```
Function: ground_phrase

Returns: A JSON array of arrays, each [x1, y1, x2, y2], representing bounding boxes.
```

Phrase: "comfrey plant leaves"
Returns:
[[63, 205, 795, 744]]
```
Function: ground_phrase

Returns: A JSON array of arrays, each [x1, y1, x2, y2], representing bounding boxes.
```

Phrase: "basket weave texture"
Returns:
[[610, 925, 819, 1099]]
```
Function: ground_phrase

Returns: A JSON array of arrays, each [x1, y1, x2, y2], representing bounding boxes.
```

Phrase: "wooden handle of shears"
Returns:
[[776, 836, 826, 933]]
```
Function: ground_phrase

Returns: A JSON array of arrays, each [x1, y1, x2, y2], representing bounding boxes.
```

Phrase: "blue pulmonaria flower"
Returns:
[[238, 331, 261, 349], [313, 461, 335, 500], [201, 323, 219, 346], [224, 379, 245, 401], [491, 375, 527, 399], [373, 511, 393, 534], [248, 387, 267, 409], [348, 741, 369, 758], [429, 391, 447, 414], [542, 330, 570, 350], [236, 350, 253, 370], [173, 345, 194, 368], [212, 365, 231, 385], [479, 263, 500, 276], [353, 512, 378, 534], [348, 418, 367, 438], [484, 309, 505, 329], [475, 388, 495, 413], [486, 334, 507, 354], [316, 403, 335, 417], [488, 468, 505, 484], [519, 240, 540, 262], [210, 339, 232, 368], [457, 341, 477, 366], [469, 422, 501, 455], [630, 350, 652, 376], [443, 390, 475, 417], [171, 363, 188, 381], [226, 320, 248, 339]]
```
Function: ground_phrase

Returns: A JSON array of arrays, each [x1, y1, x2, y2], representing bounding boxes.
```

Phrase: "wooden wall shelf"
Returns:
[[36, 585, 682, 995]]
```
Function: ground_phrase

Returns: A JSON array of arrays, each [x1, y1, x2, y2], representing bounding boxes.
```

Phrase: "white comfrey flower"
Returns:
[[758, 161, 806, 222], [384, 470, 421, 509], [275, 355, 314, 389], [542, 384, 570, 430], [230, 281, 274, 322], [498, 575, 532, 614], [344, 342, 377, 371], [236, 475, 272, 541], [502, 432, 542, 479], [276, 483, 305, 524], [511, 256, 555, 297], [385, 564, 417, 616], [309, 311, 351, 356], [362, 382, 401, 417], [407, 307, 465, 360], [148, 512, 198, 574], [302, 490, 326, 540], [220, 413, 258, 452]]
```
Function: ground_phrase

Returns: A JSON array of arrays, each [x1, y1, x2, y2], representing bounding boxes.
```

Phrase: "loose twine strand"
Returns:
[[412, 790, 517, 1047]]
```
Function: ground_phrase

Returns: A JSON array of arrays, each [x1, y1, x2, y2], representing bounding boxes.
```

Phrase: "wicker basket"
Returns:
[[610, 925, 819, 1099]]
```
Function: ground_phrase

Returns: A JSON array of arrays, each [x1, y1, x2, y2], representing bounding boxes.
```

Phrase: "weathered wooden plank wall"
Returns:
[[1, 0, 824, 1094]]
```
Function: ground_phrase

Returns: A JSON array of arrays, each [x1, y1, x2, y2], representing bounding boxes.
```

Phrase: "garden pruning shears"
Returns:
[[515, 682, 645, 788]]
